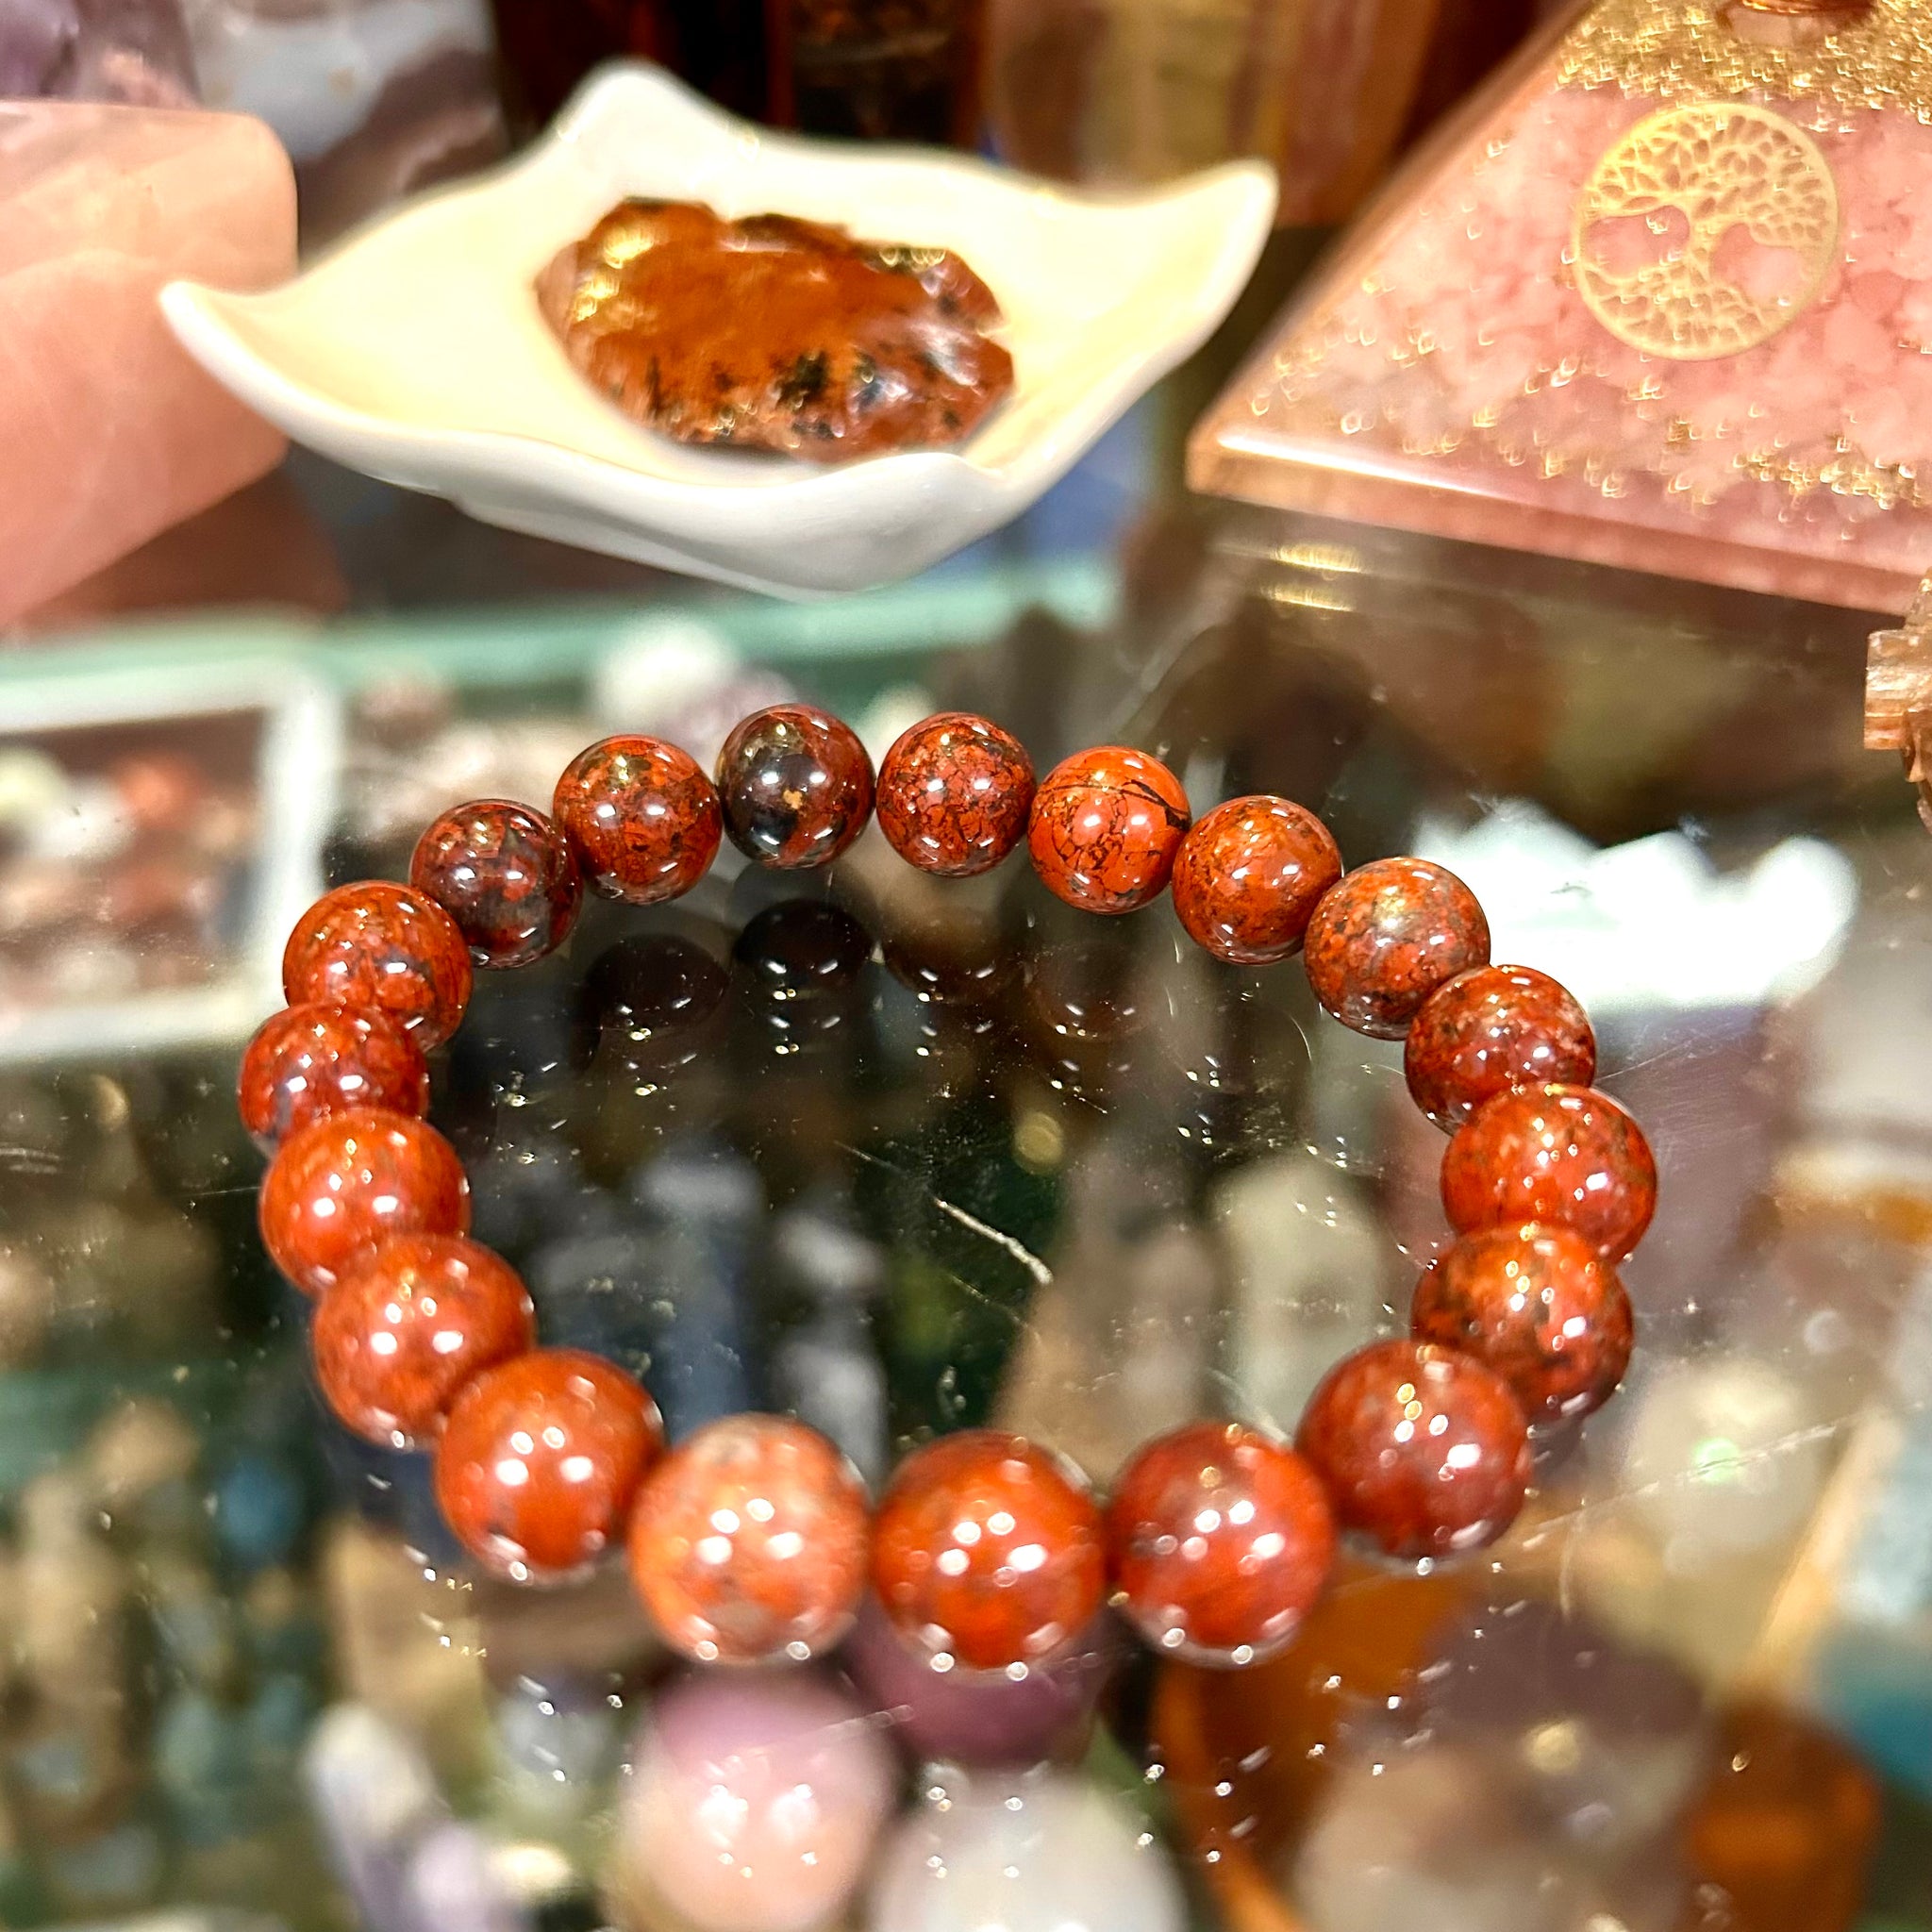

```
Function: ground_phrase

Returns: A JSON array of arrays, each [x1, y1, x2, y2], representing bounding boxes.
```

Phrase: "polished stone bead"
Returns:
[[258, 1108, 469, 1296], [1170, 796, 1341, 965], [715, 705, 874, 869], [626, 1413, 868, 1664], [552, 735, 722, 905], [1025, 746, 1190, 914], [1441, 1082, 1657, 1260], [281, 880, 474, 1047], [236, 1001, 428, 1150], [1108, 1421, 1336, 1666], [409, 797, 581, 969], [1302, 858, 1490, 1040], [311, 1234, 536, 1447], [871, 1429, 1104, 1673], [875, 711, 1035, 877], [1410, 1222, 1633, 1423], [1295, 1339, 1530, 1559], [1405, 965, 1595, 1131], [434, 1348, 662, 1583]]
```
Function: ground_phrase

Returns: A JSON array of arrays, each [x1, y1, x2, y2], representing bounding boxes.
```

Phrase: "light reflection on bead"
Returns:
[[627, 1414, 869, 1665]]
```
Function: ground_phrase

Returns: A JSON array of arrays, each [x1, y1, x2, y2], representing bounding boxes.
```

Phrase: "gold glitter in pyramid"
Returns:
[[1190, 0, 1932, 610]]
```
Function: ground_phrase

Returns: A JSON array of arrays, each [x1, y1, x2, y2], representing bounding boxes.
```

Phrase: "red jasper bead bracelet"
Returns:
[[239, 705, 1655, 1674]]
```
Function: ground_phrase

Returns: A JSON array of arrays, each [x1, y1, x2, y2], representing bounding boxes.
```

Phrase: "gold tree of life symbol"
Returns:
[[1573, 101, 1840, 360]]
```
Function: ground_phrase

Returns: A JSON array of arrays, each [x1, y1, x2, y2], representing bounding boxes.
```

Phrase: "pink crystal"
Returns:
[[0, 0, 198, 107], [1189, 19, 1932, 611], [0, 100, 293, 625], [612, 1673, 896, 1932]]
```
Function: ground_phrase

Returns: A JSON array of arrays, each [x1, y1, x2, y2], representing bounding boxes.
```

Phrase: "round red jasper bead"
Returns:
[[1108, 1422, 1336, 1666], [435, 1349, 663, 1583], [1405, 965, 1596, 1131], [1026, 746, 1190, 914], [715, 705, 874, 869], [874, 712, 1035, 878], [259, 1108, 469, 1297], [871, 1429, 1104, 1673], [1411, 1223, 1633, 1423], [1441, 1082, 1657, 1261], [1303, 858, 1490, 1040], [312, 1234, 536, 1447], [1296, 1339, 1531, 1559], [410, 798, 582, 969], [553, 735, 722, 905], [236, 1002, 428, 1150], [627, 1414, 870, 1664], [282, 881, 474, 1048], [1171, 795, 1341, 965]]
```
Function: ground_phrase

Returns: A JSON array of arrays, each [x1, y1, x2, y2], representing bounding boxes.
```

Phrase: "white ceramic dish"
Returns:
[[161, 63, 1275, 598]]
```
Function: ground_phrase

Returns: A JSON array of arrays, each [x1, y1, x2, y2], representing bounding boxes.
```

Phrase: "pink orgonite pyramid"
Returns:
[[1190, 0, 1932, 611]]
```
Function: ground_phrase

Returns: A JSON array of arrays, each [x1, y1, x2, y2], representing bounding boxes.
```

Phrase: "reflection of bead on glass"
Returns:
[[611, 1674, 895, 1932], [772, 0, 985, 145], [575, 935, 728, 1071]]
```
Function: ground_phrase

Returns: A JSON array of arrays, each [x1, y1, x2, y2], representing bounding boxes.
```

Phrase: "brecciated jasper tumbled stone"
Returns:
[[871, 1430, 1105, 1672], [1405, 964, 1595, 1130], [1170, 795, 1341, 965], [258, 1108, 470, 1297], [1411, 1222, 1633, 1422], [1302, 857, 1490, 1040], [535, 199, 1015, 459], [627, 1414, 870, 1666], [281, 880, 473, 1048], [1026, 746, 1191, 915], [237, 1001, 428, 1149], [434, 1348, 663, 1583], [1295, 1339, 1530, 1559], [1108, 1421, 1336, 1665], [553, 735, 722, 906], [410, 797, 581, 969], [1441, 1081, 1657, 1261], [715, 705, 875, 870], [875, 712, 1035, 877]]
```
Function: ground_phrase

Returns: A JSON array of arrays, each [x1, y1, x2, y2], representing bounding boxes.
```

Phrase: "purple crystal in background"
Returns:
[[0, 0, 197, 103]]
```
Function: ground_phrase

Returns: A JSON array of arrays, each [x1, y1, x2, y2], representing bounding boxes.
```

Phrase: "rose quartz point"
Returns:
[[0, 101, 294, 622]]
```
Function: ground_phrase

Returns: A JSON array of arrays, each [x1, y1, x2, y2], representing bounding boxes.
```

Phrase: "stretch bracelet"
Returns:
[[237, 706, 1653, 1674]]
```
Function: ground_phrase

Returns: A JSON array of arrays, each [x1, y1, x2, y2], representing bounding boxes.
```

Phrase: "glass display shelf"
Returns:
[[0, 414, 1927, 1932]]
